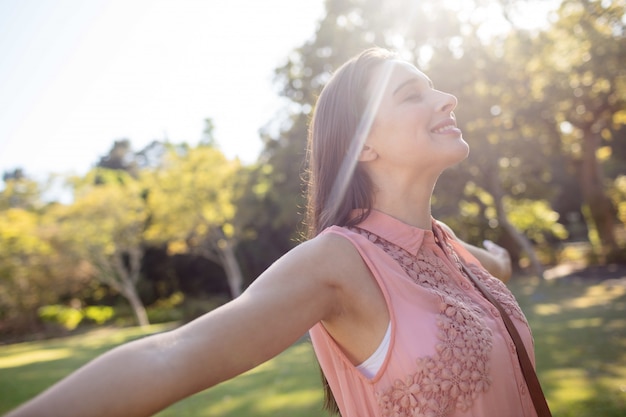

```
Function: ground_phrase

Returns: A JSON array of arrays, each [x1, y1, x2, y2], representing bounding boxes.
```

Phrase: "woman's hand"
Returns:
[[437, 221, 512, 282], [479, 239, 512, 282]]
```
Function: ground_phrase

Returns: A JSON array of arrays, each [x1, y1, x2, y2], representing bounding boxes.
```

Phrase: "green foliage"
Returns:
[[62, 169, 147, 255], [0, 209, 51, 256], [526, 0, 626, 253], [83, 306, 115, 325], [37, 305, 84, 331], [0, 175, 42, 211], [4, 0, 626, 340], [263, 0, 625, 262], [50, 167, 151, 326], [0, 205, 89, 334], [37, 305, 115, 330], [609, 175, 626, 226], [146, 292, 185, 324], [504, 198, 569, 243], [96, 139, 139, 176], [142, 142, 246, 296], [143, 143, 240, 252], [582, 204, 602, 254], [0, 172, 94, 334], [146, 307, 183, 324]]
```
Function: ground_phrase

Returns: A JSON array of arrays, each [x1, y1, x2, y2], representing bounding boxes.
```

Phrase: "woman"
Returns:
[[6, 48, 532, 417]]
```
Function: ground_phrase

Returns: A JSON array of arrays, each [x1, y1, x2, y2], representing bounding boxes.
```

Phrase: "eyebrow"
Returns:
[[392, 77, 434, 96]]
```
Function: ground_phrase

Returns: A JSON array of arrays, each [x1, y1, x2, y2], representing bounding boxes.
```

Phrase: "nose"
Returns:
[[438, 91, 457, 113]]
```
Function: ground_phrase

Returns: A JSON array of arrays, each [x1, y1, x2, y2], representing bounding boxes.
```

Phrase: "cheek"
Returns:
[[366, 114, 390, 144], [412, 108, 432, 128]]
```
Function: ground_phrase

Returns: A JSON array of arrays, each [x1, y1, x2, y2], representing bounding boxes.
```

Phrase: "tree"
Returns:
[[0, 208, 76, 333], [97, 139, 140, 177], [0, 169, 41, 211], [54, 169, 150, 327], [265, 0, 562, 275], [143, 141, 245, 298], [528, 0, 626, 260], [0, 174, 90, 334], [412, 2, 574, 275]]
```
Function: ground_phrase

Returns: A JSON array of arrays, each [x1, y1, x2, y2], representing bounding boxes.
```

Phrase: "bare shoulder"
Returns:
[[289, 231, 367, 286], [243, 230, 367, 314], [303, 231, 361, 260]]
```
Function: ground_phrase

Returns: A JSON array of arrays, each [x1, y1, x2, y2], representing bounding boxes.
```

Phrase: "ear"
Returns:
[[358, 144, 378, 162]]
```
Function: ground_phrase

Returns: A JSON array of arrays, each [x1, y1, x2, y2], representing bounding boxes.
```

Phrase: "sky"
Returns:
[[0, 0, 324, 181]]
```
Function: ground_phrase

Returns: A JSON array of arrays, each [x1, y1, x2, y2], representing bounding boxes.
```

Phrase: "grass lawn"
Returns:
[[510, 267, 626, 417], [1, 270, 625, 416], [0, 324, 330, 417]]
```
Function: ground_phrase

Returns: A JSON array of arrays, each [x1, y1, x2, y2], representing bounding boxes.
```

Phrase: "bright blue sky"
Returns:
[[0, 0, 323, 180]]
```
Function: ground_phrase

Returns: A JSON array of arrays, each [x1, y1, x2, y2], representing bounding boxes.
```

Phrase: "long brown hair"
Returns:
[[304, 47, 397, 414], [305, 47, 397, 240]]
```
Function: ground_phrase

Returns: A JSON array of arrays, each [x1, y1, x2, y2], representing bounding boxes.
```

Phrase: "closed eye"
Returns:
[[405, 93, 422, 101]]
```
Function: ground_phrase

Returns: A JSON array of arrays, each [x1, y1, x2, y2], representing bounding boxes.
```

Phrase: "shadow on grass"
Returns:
[[510, 266, 626, 417]]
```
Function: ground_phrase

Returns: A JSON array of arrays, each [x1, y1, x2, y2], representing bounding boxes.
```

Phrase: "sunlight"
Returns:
[[567, 317, 603, 329], [544, 368, 593, 406], [253, 388, 324, 413], [534, 303, 563, 316], [0, 348, 72, 368], [569, 282, 626, 309], [441, 0, 560, 40], [0, 0, 325, 176], [324, 60, 395, 224]]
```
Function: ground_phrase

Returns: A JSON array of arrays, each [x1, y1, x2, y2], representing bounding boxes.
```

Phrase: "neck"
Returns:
[[370, 175, 436, 230]]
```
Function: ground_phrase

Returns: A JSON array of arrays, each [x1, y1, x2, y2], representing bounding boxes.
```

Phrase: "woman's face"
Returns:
[[362, 60, 469, 175]]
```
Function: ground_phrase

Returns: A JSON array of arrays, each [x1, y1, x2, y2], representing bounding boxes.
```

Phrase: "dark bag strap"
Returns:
[[459, 262, 552, 417]]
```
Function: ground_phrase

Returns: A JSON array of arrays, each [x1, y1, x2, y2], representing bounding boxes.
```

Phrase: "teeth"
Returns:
[[433, 124, 455, 133]]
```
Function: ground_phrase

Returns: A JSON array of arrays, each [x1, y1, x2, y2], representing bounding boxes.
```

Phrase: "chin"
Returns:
[[453, 138, 470, 158], [444, 142, 470, 167]]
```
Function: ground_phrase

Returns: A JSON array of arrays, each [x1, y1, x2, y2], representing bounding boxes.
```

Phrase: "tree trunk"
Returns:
[[195, 228, 245, 299], [498, 208, 545, 279], [217, 238, 244, 298], [579, 129, 620, 260], [488, 171, 545, 278], [113, 250, 150, 327], [121, 281, 150, 327]]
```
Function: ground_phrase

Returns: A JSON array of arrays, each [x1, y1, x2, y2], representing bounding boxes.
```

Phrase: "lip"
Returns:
[[431, 118, 461, 134]]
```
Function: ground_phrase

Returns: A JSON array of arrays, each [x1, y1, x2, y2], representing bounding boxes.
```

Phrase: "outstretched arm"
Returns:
[[5, 236, 343, 417], [437, 220, 512, 283]]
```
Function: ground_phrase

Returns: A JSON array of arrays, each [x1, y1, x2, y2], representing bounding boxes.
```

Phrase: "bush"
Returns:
[[83, 306, 115, 325], [37, 305, 83, 330], [147, 306, 184, 323], [146, 292, 185, 324], [37, 304, 115, 330]]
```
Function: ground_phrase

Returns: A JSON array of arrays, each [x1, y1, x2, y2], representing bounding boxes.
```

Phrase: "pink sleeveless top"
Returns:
[[309, 210, 537, 417]]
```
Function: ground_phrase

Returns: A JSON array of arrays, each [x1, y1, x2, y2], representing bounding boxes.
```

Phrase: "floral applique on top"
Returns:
[[350, 226, 529, 417], [309, 211, 536, 417]]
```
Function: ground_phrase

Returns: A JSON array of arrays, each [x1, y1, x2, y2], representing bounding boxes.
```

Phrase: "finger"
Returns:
[[483, 240, 504, 254]]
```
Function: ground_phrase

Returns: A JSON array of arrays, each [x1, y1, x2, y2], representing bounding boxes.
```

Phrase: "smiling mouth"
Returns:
[[431, 121, 459, 134]]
